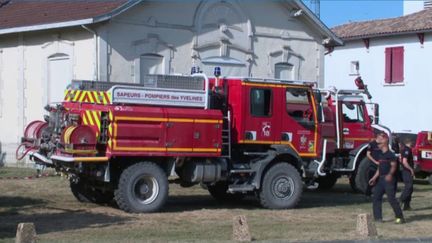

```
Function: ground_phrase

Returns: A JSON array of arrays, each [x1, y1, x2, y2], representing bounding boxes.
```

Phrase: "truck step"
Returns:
[[228, 184, 255, 193], [230, 169, 255, 174]]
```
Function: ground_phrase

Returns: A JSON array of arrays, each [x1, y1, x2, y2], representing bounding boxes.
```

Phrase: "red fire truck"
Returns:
[[18, 71, 389, 213], [412, 131, 432, 184]]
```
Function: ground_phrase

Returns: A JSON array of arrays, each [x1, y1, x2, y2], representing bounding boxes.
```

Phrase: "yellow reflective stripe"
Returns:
[[194, 119, 222, 124], [115, 116, 222, 124], [78, 91, 86, 102], [64, 90, 70, 101], [86, 111, 94, 125], [100, 92, 107, 104], [88, 92, 95, 103], [92, 111, 101, 131], [75, 157, 109, 162], [115, 117, 168, 122], [82, 113, 89, 125]]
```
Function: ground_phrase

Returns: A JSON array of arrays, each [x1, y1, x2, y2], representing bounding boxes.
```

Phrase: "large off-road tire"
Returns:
[[259, 163, 302, 209], [70, 178, 114, 204], [317, 173, 338, 190], [349, 175, 359, 192], [207, 182, 244, 202], [114, 162, 168, 213], [355, 157, 377, 194]]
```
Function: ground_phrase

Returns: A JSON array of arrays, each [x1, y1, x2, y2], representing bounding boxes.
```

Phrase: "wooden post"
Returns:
[[15, 223, 36, 243], [232, 215, 251, 242], [356, 214, 377, 238]]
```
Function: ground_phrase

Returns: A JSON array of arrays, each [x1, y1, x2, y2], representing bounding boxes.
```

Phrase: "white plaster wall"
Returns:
[[103, 0, 325, 85], [0, 29, 93, 164], [325, 34, 432, 133]]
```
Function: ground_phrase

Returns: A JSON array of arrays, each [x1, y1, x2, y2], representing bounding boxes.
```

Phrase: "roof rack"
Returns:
[[243, 77, 317, 86]]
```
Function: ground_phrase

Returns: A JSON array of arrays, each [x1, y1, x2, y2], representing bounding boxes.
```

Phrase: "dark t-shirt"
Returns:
[[400, 146, 414, 170], [368, 140, 381, 160], [377, 150, 397, 176]]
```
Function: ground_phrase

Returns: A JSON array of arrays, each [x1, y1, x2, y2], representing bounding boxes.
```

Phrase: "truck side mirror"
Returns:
[[373, 103, 379, 124]]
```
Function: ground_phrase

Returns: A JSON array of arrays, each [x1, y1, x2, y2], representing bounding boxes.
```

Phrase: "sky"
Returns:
[[303, 0, 404, 28]]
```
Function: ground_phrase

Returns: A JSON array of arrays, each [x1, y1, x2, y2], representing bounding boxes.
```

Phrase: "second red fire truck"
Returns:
[[18, 69, 390, 213]]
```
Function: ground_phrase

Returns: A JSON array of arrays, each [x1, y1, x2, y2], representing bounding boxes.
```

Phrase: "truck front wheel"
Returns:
[[114, 162, 168, 213], [355, 157, 377, 194], [259, 163, 302, 209]]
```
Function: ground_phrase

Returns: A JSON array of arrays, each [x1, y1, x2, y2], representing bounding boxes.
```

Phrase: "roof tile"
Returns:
[[331, 9, 432, 40], [0, 0, 128, 30]]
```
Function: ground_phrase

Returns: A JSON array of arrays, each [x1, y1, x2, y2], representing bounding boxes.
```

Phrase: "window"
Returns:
[[342, 102, 365, 123], [250, 88, 272, 117], [286, 88, 314, 125], [140, 54, 164, 83], [385, 46, 404, 84], [275, 62, 294, 80], [350, 61, 360, 75]]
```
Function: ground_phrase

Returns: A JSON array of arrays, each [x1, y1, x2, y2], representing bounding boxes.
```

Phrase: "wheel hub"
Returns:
[[132, 175, 159, 205], [273, 176, 294, 199]]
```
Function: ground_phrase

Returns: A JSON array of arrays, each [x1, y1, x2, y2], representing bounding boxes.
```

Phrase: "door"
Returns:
[[280, 87, 317, 156], [340, 101, 373, 149], [48, 54, 71, 103], [243, 86, 278, 142]]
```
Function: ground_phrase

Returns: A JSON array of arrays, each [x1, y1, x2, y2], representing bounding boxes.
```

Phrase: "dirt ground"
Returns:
[[1, 166, 432, 243]]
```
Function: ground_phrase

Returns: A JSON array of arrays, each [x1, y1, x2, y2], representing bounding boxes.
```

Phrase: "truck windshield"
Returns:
[[342, 102, 364, 123]]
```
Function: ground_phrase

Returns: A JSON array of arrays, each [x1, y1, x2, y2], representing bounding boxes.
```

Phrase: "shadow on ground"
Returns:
[[162, 182, 369, 213], [0, 196, 131, 239]]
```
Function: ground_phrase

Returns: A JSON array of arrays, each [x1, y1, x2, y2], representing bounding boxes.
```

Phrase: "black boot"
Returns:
[[403, 202, 412, 211]]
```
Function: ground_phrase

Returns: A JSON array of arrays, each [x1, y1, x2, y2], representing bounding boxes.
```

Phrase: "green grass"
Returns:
[[1, 167, 432, 242]]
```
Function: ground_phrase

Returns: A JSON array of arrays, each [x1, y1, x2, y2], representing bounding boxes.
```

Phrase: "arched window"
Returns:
[[47, 53, 71, 103], [275, 62, 294, 80], [140, 54, 164, 83]]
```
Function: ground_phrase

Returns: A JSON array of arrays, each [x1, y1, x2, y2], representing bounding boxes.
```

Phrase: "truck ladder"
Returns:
[[221, 110, 231, 158]]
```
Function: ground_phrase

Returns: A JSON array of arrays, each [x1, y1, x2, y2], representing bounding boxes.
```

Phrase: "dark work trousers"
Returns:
[[365, 163, 377, 196], [400, 170, 414, 204], [372, 176, 404, 220]]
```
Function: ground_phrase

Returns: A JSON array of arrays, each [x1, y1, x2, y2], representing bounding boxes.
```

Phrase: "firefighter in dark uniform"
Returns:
[[365, 133, 382, 196], [369, 133, 405, 224], [399, 139, 415, 210]]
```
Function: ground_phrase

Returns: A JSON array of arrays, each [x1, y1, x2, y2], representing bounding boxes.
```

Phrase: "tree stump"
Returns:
[[232, 215, 251, 242], [15, 222, 36, 243], [356, 214, 377, 238]]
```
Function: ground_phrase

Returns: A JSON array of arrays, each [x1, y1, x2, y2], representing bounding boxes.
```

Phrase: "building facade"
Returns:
[[325, 2, 432, 134], [0, 0, 340, 164]]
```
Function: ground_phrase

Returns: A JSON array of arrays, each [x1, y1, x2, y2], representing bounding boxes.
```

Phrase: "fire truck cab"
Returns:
[[18, 70, 389, 213]]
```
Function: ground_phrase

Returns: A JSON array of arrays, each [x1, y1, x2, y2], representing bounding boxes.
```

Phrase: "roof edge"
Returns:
[[0, 19, 94, 35], [341, 29, 432, 41], [293, 0, 343, 46], [0, 0, 141, 36]]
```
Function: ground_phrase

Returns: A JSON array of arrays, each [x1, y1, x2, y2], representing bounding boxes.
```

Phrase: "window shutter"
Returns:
[[384, 48, 392, 83], [392, 47, 404, 83]]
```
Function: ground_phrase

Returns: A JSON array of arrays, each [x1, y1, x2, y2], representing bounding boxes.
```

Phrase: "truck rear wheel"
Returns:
[[114, 162, 168, 213], [70, 178, 113, 204], [355, 157, 377, 194], [259, 163, 302, 209], [317, 173, 338, 190]]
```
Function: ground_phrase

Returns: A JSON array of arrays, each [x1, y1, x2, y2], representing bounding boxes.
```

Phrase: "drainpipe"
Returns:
[[81, 25, 98, 81]]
